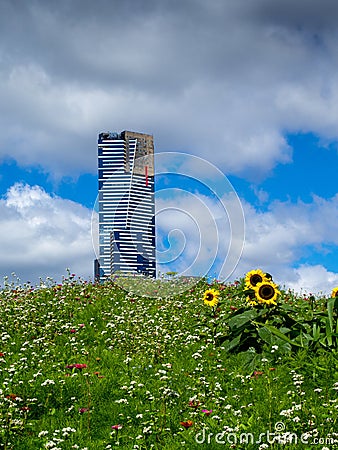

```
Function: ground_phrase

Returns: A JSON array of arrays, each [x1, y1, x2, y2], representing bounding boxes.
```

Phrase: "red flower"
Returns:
[[111, 424, 122, 430], [75, 363, 87, 370], [180, 420, 193, 429], [93, 371, 105, 378], [79, 407, 89, 414], [70, 329, 77, 333], [188, 400, 200, 409], [66, 363, 87, 370], [251, 370, 264, 379]]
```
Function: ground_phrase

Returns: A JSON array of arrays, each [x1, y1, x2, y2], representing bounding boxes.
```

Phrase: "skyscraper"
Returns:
[[96, 130, 156, 280]]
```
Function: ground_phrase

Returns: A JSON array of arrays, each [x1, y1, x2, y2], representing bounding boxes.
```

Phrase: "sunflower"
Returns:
[[203, 289, 220, 307], [253, 281, 280, 306], [245, 269, 270, 289], [246, 296, 258, 307], [331, 287, 338, 298]]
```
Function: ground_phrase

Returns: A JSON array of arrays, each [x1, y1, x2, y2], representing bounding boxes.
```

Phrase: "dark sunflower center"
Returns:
[[250, 274, 263, 286], [258, 284, 275, 300], [335, 291, 338, 298], [205, 293, 214, 301]]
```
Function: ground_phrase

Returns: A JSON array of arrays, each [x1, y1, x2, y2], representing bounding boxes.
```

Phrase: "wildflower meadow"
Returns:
[[0, 271, 337, 449]]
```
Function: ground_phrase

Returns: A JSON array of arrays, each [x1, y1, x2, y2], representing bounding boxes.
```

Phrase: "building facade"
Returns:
[[96, 130, 156, 280]]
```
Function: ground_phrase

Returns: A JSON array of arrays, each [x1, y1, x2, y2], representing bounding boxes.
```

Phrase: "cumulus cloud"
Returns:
[[1, 181, 338, 295], [1, 0, 338, 293], [284, 265, 338, 296], [154, 167, 338, 295], [232, 194, 338, 295], [155, 191, 232, 277], [0, 183, 94, 284], [0, 0, 338, 178], [154, 153, 245, 278]]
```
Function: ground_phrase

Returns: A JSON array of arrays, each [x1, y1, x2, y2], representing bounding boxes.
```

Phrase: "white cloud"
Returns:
[[282, 265, 338, 296], [155, 191, 231, 277], [0, 183, 94, 284], [154, 181, 338, 295], [0, 1, 338, 178], [232, 195, 338, 295], [2, 182, 338, 296], [1, 1, 338, 294]]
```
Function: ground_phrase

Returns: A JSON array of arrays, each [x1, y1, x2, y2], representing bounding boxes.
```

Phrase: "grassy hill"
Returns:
[[0, 274, 337, 449]]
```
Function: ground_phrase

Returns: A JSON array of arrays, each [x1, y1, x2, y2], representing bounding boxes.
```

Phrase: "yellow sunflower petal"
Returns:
[[245, 269, 270, 289], [203, 289, 220, 307], [331, 287, 338, 298], [253, 281, 280, 306], [246, 296, 258, 307]]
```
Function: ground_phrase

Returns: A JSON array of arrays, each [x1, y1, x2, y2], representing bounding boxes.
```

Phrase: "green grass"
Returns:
[[0, 275, 337, 449]]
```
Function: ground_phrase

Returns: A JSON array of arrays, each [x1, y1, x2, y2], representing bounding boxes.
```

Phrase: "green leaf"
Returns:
[[223, 333, 242, 352], [333, 297, 338, 310], [326, 319, 333, 346], [227, 308, 265, 332], [312, 323, 322, 341], [239, 349, 262, 371], [327, 297, 335, 333], [258, 326, 292, 354], [257, 326, 273, 345], [262, 323, 303, 347]]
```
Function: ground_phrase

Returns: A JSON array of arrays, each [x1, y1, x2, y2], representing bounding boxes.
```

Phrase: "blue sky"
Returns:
[[230, 132, 338, 207], [2, 131, 337, 210], [0, 159, 97, 209], [1, 0, 338, 294]]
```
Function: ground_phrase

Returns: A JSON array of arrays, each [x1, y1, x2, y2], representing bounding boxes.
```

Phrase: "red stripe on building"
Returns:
[[145, 165, 148, 186]]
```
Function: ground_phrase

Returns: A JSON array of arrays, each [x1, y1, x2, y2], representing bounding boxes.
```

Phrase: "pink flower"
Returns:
[[66, 363, 87, 370], [79, 324, 85, 328], [70, 329, 77, 333], [111, 424, 122, 430], [75, 363, 87, 370], [202, 409, 213, 416]]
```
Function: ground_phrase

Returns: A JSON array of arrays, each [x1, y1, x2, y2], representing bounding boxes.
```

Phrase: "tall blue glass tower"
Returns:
[[96, 130, 156, 280]]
